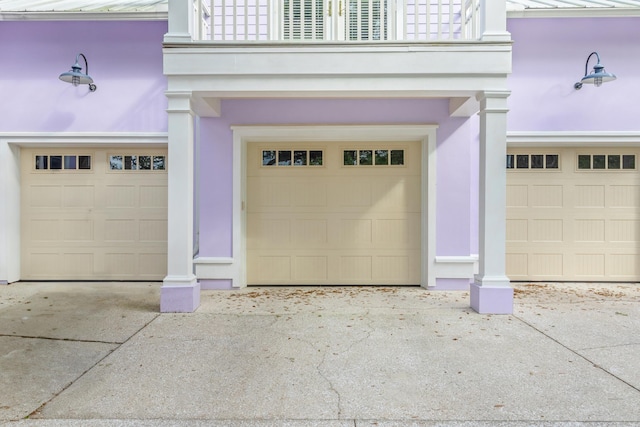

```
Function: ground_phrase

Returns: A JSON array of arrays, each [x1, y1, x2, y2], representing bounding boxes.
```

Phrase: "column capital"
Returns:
[[476, 91, 511, 114], [476, 90, 511, 102], [165, 91, 194, 114]]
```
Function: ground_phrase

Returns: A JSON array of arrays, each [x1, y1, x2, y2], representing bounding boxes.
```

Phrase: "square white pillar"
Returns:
[[472, 91, 513, 315], [162, 92, 199, 312]]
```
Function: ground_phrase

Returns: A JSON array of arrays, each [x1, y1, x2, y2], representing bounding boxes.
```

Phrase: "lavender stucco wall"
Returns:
[[198, 98, 474, 260], [0, 21, 167, 132], [507, 17, 640, 132]]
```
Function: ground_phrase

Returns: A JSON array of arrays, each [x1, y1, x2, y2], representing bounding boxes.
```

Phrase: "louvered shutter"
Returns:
[[345, 0, 389, 40], [282, 0, 325, 39]]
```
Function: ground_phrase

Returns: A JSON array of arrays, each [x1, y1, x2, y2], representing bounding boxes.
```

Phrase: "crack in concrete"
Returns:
[[513, 314, 640, 395], [0, 333, 122, 345], [578, 341, 640, 351], [25, 313, 162, 420], [266, 315, 344, 418]]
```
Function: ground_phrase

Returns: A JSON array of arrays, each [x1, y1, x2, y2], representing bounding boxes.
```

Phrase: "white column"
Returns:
[[480, 0, 511, 42], [471, 91, 513, 314], [0, 140, 20, 285], [165, 0, 194, 43], [161, 92, 200, 312]]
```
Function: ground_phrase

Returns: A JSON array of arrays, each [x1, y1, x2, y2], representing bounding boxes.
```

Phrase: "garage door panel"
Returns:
[[105, 185, 136, 207], [530, 185, 564, 208], [573, 184, 606, 208], [139, 219, 168, 242], [609, 219, 640, 241], [609, 185, 640, 207], [609, 254, 640, 277], [507, 185, 528, 207], [574, 219, 606, 242], [21, 148, 167, 280], [507, 147, 640, 281], [294, 256, 329, 281], [531, 253, 564, 277], [28, 185, 63, 208], [63, 219, 94, 241]]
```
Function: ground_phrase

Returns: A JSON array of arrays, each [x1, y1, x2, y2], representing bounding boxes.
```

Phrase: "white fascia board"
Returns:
[[0, 132, 167, 147], [507, 7, 640, 17], [0, 11, 168, 20], [508, 131, 640, 147]]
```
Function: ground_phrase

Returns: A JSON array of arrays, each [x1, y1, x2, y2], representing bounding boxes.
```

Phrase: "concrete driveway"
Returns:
[[1, 282, 639, 426]]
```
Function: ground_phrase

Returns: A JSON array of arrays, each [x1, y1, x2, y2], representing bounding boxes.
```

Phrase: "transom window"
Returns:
[[343, 149, 405, 166], [35, 155, 91, 171], [506, 154, 559, 170], [109, 155, 166, 171], [262, 150, 324, 166], [577, 154, 636, 170]]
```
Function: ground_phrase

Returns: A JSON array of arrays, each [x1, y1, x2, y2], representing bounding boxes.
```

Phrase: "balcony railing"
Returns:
[[191, 0, 481, 41]]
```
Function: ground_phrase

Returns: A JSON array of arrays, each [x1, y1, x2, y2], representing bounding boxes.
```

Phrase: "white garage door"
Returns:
[[247, 141, 421, 285], [21, 148, 168, 280], [507, 147, 640, 281]]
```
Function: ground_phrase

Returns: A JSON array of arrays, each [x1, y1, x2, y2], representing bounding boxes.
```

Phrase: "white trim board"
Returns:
[[508, 131, 640, 147], [194, 124, 439, 288], [434, 255, 479, 279]]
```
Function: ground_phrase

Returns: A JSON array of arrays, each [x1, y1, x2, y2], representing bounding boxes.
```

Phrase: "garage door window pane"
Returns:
[[78, 156, 91, 169], [35, 156, 48, 170], [391, 150, 404, 165], [623, 155, 636, 169], [110, 156, 123, 170], [344, 150, 357, 165], [593, 155, 606, 169], [506, 154, 514, 169], [278, 151, 291, 166], [153, 156, 166, 170], [360, 150, 373, 165], [263, 150, 276, 166], [125, 156, 137, 170], [546, 155, 559, 169], [50, 156, 62, 169], [516, 155, 529, 169], [309, 151, 323, 166], [139, 156, 152, 170], [79, 156, 91, 170], [578, 155, 591, 169], [64, 156, 76, 169], [531, 155, 544, 169], [375, 150, 389, 165], [294, 151, 307, 166], [608, 155, 621, 169]]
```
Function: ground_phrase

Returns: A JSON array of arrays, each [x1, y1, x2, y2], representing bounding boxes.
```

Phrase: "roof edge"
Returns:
[[0, 11, 167, 21]]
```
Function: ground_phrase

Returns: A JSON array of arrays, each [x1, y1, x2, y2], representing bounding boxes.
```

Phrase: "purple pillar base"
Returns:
[[161, 280, 201, 313], [470, 279, 513, 315]]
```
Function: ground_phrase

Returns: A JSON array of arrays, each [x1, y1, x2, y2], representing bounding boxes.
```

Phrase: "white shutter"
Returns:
[[345, 0, 390, 40], [282, 0, 325, 39]]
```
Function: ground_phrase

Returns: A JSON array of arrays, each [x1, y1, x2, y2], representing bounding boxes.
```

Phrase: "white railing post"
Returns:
[[479, 0, 510, 41], [165, 0, 195, 42]]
